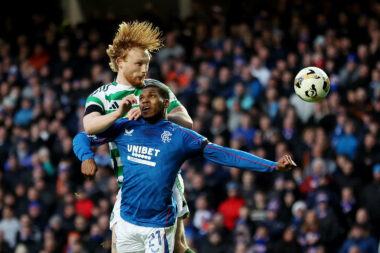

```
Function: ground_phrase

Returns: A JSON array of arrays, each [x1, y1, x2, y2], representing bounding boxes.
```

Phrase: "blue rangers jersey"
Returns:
[[73, 118, 278, 228]]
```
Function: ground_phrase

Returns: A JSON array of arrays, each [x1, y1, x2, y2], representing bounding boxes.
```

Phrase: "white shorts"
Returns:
[[116, 218, 176, 253], [110, 189, 122, 230], [110, 174, 189, 230]]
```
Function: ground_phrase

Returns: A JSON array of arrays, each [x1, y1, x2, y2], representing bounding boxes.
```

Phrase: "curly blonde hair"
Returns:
[[106, 21, 164, 72]]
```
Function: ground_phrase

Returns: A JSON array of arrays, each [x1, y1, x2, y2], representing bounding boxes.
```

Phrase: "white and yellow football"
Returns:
[[294, 66, 330, 102]]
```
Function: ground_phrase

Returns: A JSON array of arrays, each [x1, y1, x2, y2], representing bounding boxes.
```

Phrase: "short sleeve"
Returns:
[[85, 94, 105, 114]]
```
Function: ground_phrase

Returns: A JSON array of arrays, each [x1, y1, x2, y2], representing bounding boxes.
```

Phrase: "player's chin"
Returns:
[[136, 77, 145, 84], [131, 78, 145, 86], [141, 111, 151, 118]]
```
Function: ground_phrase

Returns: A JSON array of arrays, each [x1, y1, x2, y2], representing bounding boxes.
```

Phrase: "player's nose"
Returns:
[[140, 98, 149, 105], [141, 64, 148, 73]]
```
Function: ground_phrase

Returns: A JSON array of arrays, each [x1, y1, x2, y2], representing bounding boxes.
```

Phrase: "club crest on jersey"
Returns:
[[124, 129, 134, 136], [161, 131, 172, 143]]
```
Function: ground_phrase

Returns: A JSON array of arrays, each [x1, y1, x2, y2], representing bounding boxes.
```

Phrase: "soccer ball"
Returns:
[[294, 66, 330, 102]]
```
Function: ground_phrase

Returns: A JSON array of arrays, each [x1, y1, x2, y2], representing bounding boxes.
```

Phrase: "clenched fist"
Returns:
[[81, 158, 97, 179], [276, 155, 297, 172], [117, 95, 137, 118]]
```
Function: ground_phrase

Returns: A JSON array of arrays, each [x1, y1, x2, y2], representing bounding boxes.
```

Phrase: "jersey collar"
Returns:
[[141, 119, 168, 126]]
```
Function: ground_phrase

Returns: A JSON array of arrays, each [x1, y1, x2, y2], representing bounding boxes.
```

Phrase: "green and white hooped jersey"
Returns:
[[85, 79, 182, 187]]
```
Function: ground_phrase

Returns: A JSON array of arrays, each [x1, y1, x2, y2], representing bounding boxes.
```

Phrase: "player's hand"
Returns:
[[126, 107, 141, 120], [82, 158, 97, 179], [117, 95, 137, 118], [276, 155, 297, 172]]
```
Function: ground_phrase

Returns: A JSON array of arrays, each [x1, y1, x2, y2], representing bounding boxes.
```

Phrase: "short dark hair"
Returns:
[[142, 83, 170, 100]]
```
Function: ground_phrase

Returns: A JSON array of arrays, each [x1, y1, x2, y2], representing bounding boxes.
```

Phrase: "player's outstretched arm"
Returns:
[[83, 95, 137, 134], [179, 127, 296, 173], [202, 142, 297, 173]]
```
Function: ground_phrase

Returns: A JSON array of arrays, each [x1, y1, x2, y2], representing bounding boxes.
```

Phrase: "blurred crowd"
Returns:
[[1, 0, 380, 252]]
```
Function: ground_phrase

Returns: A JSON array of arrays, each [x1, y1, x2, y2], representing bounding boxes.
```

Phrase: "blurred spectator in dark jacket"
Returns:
[[208, 114, 231, 145], [334, 155, 363, 195], [199, 231, 226, 253], [298, 210, 321, 252], [15, 214, 41, 252], [249, 190, 267, 225], [340, 187, 358, 229], [277, 190, 296, 223], [360, 164, 380, 238], [338, 54, 360, 91], [338, 223, 378, 253], [247, 225, 270, 253], [355, 132, 380, 183], [234, 205, 255, 235], [314, 191, 343, 252], [354, 208, 376, 239], [241, 171, 256, 202], [272, 227, 302, 253], [263, 199, 285, 241], [0, 230, 11, 253]]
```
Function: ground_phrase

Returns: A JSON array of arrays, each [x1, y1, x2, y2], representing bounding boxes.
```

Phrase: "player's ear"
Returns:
[[163, 99, 169, 109], [116, 57, 123, 68]]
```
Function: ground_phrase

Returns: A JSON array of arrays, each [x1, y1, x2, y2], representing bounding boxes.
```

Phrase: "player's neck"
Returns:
[[115, 73, 134, 88], [144, 113, 167, 124]]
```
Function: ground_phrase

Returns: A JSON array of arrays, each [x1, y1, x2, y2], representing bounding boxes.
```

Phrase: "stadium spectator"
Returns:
[[192, 195, 212, 235], [314, 191, 343, 251], [218, 182, 245, 231], [0, 229, 11, 252], [248, 225, 270, 253], [0, 206, 20, 248], [360, 164, 380, 238], [272, 227, 302, 253], [298, 210, 321, 252], [340, 186, 358, 228], [300, 158, 333, 196], [339, 223, 378, 253]]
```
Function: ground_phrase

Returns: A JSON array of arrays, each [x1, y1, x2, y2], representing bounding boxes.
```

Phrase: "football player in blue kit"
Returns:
[[73, 83, 297, 253]]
